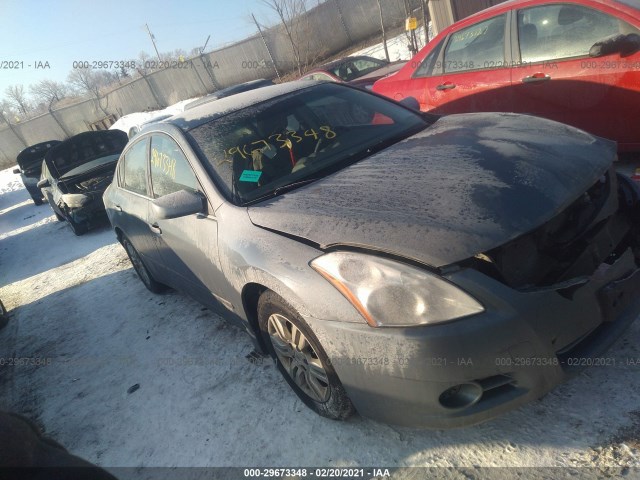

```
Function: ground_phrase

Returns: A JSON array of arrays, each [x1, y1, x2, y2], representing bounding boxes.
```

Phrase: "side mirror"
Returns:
[[399, 96, 420, 111], [151, 189, 204, 220], [12, 168, 20, 174], [37, 178, 50, 189], [590, 33, 640, 58]]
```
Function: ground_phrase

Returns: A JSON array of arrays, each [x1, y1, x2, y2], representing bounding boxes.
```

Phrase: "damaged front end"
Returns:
[[465, 168, 640, 291], [57, 170, 116, 231], [460, 167, 640, 362]]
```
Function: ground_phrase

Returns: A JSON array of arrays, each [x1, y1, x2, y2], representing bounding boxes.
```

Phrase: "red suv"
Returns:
[[373, 0, 640, 151]]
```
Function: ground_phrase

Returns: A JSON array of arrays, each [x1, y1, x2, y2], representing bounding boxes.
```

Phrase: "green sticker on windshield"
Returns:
[[239, 170, 262, 183]]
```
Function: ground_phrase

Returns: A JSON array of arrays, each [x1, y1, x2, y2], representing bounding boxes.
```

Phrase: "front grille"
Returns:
[[476, 374, 517, 402]]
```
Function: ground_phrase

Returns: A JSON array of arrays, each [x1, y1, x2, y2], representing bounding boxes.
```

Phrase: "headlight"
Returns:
[[61, 193, 91, 208], [310, 252, 484, 327]]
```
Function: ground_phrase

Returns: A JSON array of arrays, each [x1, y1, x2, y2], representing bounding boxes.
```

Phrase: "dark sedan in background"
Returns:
[[183, 78, 274, 111], [39, 130, 128, 235], [300, 55, 406, 89], [104, 81, 640, 427], [12, 140, 61, 205]]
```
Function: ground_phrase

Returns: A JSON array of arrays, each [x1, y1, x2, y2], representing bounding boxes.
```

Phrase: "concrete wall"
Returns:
[[0, 0, 421, 168]]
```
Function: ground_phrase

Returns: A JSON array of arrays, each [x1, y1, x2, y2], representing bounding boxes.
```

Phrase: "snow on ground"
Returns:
[[109, 97, 200, 135], [0, 164, 639, 474], [350, 25, 432, 62]]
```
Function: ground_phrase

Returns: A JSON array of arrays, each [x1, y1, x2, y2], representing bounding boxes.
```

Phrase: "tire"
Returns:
[[54, 212, 65, 222], [32, 197, 43, 206], [68, 219, 88, 236], [258, 291, 354, 421], [121, 237, 167, 294]]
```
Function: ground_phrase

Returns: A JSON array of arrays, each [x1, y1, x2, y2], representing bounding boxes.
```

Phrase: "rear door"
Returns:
[[146, 133, 225, 310], [510, 2, 640, 146], [420, 13, 513, 113]]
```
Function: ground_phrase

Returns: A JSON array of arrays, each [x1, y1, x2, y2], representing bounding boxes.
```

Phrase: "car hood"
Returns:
[[45, 130, 127, 178], [16, 140, 60, 175], [247, 112, 616, 268]]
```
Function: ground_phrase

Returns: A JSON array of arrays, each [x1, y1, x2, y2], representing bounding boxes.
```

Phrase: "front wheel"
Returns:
[[258, 291, 354, 421], [121, 237, 167, 294]]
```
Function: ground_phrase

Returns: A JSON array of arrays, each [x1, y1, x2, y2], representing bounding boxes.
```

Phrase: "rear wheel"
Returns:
[[258, 291, 354, 421], [32, 197, 43, 206], [121, 237, 167, 294], [54, 212, 65, 222]]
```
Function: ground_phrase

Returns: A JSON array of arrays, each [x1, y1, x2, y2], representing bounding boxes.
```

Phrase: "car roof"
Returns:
[[165, 80, 326, 132], [183, 78, 274, 111]]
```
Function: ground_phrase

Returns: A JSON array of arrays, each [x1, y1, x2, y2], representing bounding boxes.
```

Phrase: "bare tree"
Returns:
[[0, 99, 17, 119], [30, 79, 68, 106], [67, 68, 101, 98], [259, 0, 321, 76], [376, 0, 390, 62], [137, 51, 152, 74], [4, 85, 31, 115], [67, 68, 109, 114]]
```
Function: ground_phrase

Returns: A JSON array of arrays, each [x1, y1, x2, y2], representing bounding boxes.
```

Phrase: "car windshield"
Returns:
[[187, 83, 427, 205]]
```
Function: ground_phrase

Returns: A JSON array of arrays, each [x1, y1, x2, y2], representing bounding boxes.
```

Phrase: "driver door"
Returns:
[[146, 133, 225, 311]]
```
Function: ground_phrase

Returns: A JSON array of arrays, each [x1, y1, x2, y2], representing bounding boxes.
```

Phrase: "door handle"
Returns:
[[436, 82, 456, 91], [522, 73, 551, 83], [149, 223, 162, 234], [114, 205, 122, 212]]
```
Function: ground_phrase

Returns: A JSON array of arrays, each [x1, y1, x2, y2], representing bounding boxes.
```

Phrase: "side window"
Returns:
[[122, 139, 149, 196], [116, 154, 125, 186], [443, 14, 506, 73], [150, 134, 198, 199], [413, 39, 445, 77], [517, 4, 639, 63]]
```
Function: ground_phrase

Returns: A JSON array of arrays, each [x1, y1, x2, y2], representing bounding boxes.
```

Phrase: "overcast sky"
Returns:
[[0, 0, 278, 98]]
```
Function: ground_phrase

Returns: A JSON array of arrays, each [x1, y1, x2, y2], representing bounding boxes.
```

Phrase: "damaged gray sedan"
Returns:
[[103, 82, 640, 428]]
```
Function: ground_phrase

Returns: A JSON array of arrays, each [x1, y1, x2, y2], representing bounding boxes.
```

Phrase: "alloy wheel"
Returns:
[[267, 313, 330, 403]]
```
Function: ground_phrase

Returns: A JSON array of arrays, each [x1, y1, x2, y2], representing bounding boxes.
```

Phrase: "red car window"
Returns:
[[517, 4, 639, 62], [442, 14, 507, 73]]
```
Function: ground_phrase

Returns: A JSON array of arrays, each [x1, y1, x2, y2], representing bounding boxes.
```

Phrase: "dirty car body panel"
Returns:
[[103, 82, 640, 427], [42, 130, 128, 235]]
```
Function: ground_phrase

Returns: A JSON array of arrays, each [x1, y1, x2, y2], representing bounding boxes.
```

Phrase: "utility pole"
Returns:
[[145, 23, 162, 62]]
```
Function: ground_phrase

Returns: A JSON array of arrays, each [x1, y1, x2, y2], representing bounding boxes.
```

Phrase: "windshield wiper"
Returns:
[[243, 177, 320, 206]]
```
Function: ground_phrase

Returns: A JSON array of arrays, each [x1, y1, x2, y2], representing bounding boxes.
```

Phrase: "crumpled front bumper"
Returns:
[[305, 248, 640, 428], [59, 192, 107, 224]]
